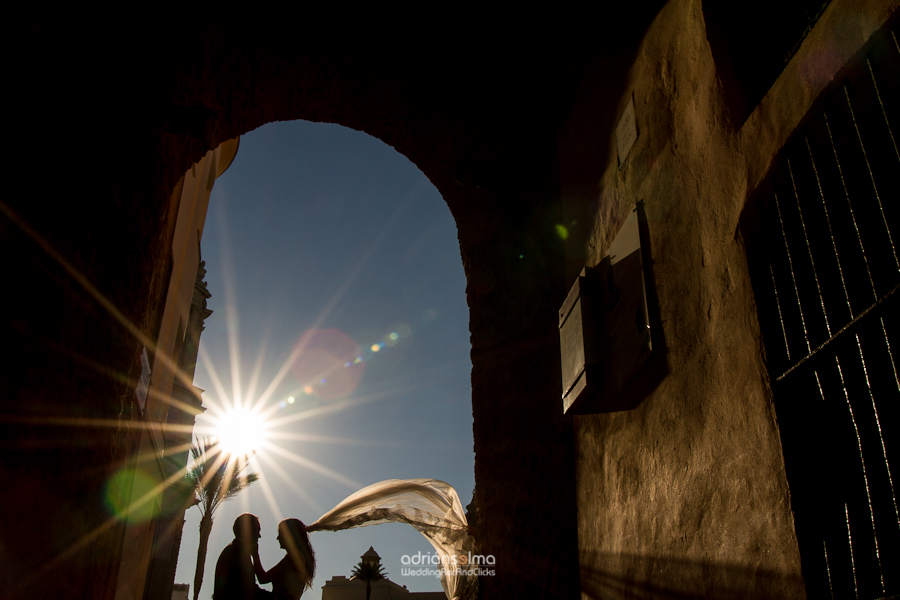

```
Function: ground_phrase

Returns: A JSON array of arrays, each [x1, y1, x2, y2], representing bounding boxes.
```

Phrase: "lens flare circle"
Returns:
[[291, 328, 364, 399], [104, 467, 159, 524], [214, 407, 267, 457]]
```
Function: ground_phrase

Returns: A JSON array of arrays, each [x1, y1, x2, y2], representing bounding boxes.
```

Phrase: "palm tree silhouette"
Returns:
[[186, 436, 259, 600], [350, 556, 387, 600]]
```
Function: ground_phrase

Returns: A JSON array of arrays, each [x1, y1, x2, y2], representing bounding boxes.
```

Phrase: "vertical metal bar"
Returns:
[[875, 318, 900, 526], [806, 137, 854, 319], [844, 85, 900, 270], [825, 115, 877, 299], [881, 316, 900, 395], [770, 262, 791, 361], [846, 502, 859, 600], [817, 369, 836, 599], [866, 59, 900, 164], [788, 158, 832, 335], [837, 354, 886, 593], [775, 191, 812, 354], [823, 538, 835, 600]]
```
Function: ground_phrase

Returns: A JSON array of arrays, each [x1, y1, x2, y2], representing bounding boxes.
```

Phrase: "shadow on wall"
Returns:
[[620, 200, 669, 412], [580, 552, 804, 600]]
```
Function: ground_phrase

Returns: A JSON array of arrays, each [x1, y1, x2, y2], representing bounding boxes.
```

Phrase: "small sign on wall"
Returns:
[[616, 95, 638, 168], [135, 347, 151, 412]]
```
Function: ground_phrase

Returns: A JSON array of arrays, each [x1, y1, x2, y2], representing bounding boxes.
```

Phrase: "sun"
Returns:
[[213, 407, 268, 458]]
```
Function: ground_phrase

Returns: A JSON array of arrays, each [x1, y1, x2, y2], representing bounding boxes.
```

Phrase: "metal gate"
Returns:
[[744, 20, 900, 600]]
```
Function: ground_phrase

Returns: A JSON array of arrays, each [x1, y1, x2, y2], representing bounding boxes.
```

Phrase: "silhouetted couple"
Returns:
[[214, 513, 316, 600]]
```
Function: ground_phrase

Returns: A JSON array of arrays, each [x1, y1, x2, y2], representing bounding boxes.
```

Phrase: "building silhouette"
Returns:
[[321, 547, 444, 600]]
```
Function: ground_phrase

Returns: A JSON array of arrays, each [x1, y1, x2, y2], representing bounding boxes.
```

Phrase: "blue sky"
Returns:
[[173, 120, 474, 598]]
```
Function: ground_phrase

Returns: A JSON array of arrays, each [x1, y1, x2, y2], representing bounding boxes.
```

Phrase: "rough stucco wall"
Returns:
[[561, 0, 900, 597]]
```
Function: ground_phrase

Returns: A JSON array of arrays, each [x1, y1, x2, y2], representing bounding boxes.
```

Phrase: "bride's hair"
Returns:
[[279, 518, 316, 588]]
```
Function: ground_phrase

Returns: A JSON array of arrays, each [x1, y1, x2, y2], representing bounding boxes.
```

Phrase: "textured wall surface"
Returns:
[[559, 0, 900, 598]]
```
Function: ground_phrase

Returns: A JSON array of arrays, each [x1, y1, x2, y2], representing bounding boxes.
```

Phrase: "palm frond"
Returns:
[[185, 436, 259, 518], [351, 560, 387, 582], [185, 436, 259, 600]]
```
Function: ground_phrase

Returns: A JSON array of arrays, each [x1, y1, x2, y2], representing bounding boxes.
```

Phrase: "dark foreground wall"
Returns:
[[0, 7, 670, 599]]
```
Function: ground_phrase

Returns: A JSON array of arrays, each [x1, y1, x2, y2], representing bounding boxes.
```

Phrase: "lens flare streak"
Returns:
[[264, 431, 402, 447], [254, 452, 326, 516], [260, 441, 364, 490], [248, 454, 285, 521]]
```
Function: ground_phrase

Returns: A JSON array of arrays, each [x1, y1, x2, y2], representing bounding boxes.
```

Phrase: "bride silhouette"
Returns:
[[252, 519, 316, 600]]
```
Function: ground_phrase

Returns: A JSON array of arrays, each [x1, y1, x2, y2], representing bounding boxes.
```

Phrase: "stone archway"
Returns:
[[139, 24, 600, 600], [180, 59, 577, 600], [2, 14, 604, 600]]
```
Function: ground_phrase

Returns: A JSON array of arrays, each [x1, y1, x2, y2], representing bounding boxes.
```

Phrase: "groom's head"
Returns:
[[233, 513, 261, 547]]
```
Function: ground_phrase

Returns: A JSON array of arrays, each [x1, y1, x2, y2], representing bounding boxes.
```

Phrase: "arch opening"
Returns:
[[174, 119, 474, 597]]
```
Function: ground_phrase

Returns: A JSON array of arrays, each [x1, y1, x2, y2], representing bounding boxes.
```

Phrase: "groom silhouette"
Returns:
[[213, 513, 274, 599]]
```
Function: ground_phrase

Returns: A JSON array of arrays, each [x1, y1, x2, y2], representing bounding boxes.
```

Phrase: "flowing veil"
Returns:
[[306, 479, 478, 600]]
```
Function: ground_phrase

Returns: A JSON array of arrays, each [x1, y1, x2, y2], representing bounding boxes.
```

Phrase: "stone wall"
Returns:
[[559, 0, 900, 597]]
